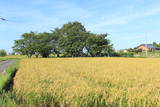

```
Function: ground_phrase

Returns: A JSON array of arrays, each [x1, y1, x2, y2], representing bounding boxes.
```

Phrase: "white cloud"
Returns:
[[87, 5, 160, 33]]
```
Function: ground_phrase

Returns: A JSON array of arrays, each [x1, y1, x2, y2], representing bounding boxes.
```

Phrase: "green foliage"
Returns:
[[12, 32, 37, 58], [116, 48, 143, 57], [0, 91, 20, 107], [51, 22, 114, 57], [135, 51, 160, 58], [13, 21, 114, 58], [118, 51, 134, 57], [0, 49, 7, 57], [86, 34, 113, 57], [55, 22, 88, 57], [13, 32, 55, 58], [0, 61, 18, 91], [34, 32, 54, 58], [0, 61, 21, 107], [153, 42, 160, 48]]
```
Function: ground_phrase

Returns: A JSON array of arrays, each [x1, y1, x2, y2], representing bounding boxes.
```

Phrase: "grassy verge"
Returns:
[[0, 61, 21, 107], [0, 62, 19, 91], [0, 55, 26, 61]]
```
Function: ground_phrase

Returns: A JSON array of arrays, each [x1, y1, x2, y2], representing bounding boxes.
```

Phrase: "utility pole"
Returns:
[[145, 33, 148, 57]]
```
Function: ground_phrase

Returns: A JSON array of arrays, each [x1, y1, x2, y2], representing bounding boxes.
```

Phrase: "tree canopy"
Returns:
[[0, 49, 7, 57], [13, 21, 114, 58], [153, 42, 160, 48]]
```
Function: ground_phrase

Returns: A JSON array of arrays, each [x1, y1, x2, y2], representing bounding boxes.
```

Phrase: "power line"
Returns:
[[0, 17, 7, 21]]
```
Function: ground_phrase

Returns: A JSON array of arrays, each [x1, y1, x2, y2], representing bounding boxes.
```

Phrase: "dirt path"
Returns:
[[0, 60, 16, 74]]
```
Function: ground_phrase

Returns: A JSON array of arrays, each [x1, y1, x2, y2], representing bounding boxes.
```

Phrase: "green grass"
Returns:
[[0, 61, 21, 107], [0, 55, 26, 61], [0, 62, 19, 91], [0, 91, 20, 107]]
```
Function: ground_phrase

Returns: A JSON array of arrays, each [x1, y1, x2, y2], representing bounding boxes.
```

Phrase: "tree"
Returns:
[[0, 49, 7, 57], [13, 32, 55, 58], [85, 34, 113, 57], [54, 22, 88, 57], [35, 32, 53, 58], [12, 32, 37, 58], [12, 21, 115, 58], [153, 42, 160, 48], [52, 21, 114, 57], [50, 29, 63, 57]]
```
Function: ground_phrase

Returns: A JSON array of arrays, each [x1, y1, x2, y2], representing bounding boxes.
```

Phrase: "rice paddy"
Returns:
[[13, 58, 160, 107]]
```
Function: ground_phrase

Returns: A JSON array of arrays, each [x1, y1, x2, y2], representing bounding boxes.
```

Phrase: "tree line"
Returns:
[[13, 21, 116, 58], [0, 49, 7, 57]]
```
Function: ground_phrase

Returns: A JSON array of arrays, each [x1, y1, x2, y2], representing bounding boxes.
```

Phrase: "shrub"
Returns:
[[120, 52, 134, 57], [0, 49, 7, 57]]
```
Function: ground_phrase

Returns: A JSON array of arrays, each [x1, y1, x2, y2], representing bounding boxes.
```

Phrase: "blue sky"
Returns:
[[1, 0, 160, 52]]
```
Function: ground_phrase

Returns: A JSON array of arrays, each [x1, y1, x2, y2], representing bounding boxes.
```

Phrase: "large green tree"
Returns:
[[53, 22, 88, 57], [12, 32, 37, 58], [13, 21, 114, 58], [13, 32, 55, 58]]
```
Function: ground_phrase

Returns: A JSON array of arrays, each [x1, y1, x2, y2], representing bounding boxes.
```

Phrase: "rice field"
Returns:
[[13, 58, 160, 107]]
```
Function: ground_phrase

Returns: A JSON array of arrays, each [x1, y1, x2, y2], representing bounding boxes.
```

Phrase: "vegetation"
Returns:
[[0, 61, 19, 107], [12, 58, 160, 107], [118, 51, 134, 57], [153, 42, 160, 48], [13, 21, 114, 58], [2, 22, 160, 107], [135, 51, 160, 58], [0, 49, 7, 57], [0, 55, 25, 61], [0, 92, 20, 107], [0, 61, 19, 91]]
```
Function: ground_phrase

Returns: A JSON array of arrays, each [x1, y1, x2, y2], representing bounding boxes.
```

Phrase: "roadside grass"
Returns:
[[0, 61, 21, 107], [0, 62, 19, 91], [0, 55, 26, 61]]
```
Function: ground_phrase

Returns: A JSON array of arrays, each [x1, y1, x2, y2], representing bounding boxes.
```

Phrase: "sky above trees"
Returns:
[[1, 0, 160, 52]]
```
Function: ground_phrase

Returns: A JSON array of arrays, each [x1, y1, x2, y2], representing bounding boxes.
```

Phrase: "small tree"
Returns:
[[153, 42, 160, 48], [0, 49, 7, 57]]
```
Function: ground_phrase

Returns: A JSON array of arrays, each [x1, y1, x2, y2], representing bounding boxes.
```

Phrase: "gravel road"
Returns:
[[0, 60, 16, 74]]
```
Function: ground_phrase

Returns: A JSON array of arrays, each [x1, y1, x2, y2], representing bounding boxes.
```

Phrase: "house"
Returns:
[[123, 49, 128, 53], [136, 44, 158, 51]]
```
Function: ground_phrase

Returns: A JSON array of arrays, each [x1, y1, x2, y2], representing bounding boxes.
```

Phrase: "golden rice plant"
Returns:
[[13, 58, 160, 107]]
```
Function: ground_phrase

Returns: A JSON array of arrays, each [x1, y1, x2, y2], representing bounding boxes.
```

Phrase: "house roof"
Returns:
[[137, 44, 156, 49]]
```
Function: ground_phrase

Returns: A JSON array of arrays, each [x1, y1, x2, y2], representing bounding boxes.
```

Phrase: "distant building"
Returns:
[[136, 44, 160, 51], [123, 49, 128, 53]]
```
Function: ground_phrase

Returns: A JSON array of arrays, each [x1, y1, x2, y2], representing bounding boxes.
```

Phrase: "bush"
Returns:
[[111, 52, 120, 57], [119, 52, 134, 57], [0, 50, 7, 57]]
